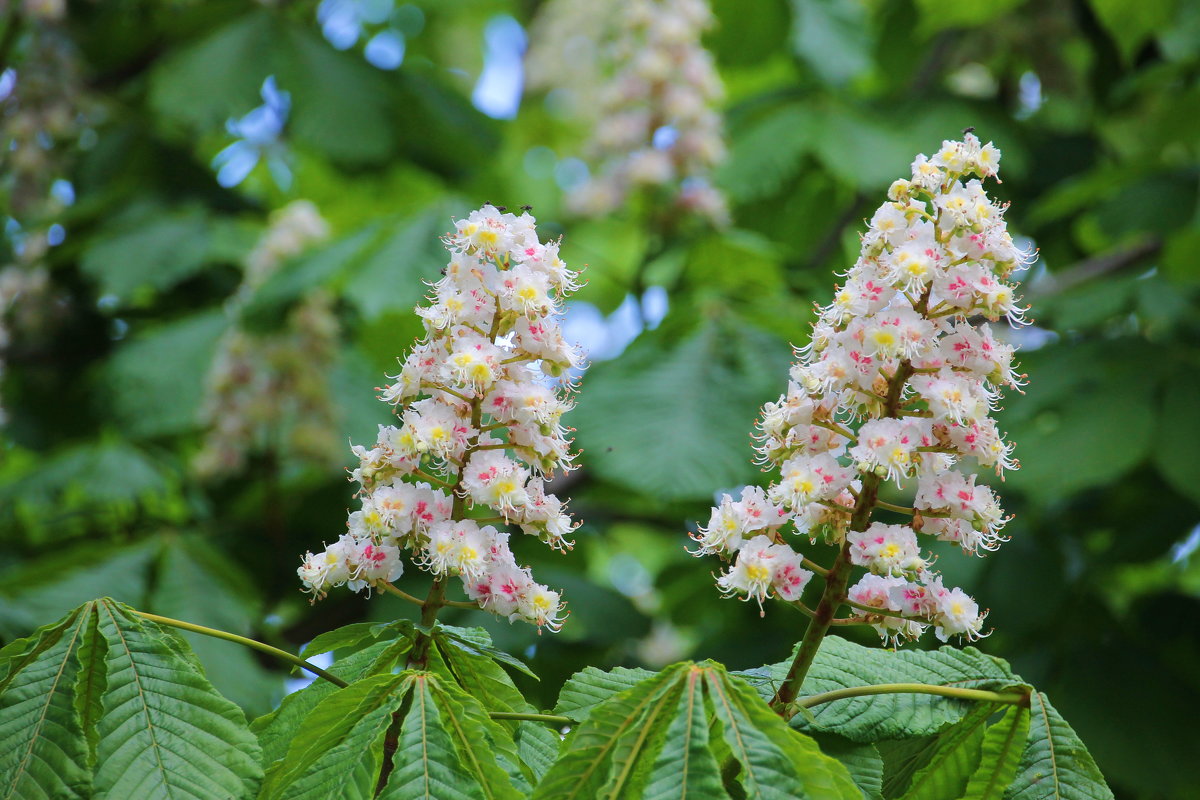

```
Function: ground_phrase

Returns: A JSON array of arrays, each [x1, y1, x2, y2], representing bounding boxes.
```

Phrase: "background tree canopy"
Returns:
[[1, 1, 1197, 798]]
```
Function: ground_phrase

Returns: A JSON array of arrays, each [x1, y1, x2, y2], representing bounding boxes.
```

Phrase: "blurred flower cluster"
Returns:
[[1, 3, 87, 426], [298, 204, 585, 631], [0, 265, 53, 426], [527, 0, 727, 224], [194, 201, 341, 478], [692, 134, 1029, 645]]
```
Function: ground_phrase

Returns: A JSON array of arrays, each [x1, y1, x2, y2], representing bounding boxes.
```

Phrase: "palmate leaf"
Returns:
[[252, 638, 409, 768], [596, 669, 687, 798], [744, 639, 1110, 798], [895, 702, 997, 800], [150, 535, 278, 716], [1, 600, 263, 800], [380, 673, 524, 800], [641, 667, 725, 799], [739, 636, 1018, 741], [92, 600, 262, 799], [537, 663, 859, 800], [552, 665, 658, 723], [422, 644, 531, 793], [435, 624, 539, 680], [262, 673, 408, 800], [429, 632, 532, 723], [811, 733, 885, 800], [0, 606, 93, 800], [261, 670, 521, 800], [705, 668, 861, 800], [1004, 693, 1113, 800], [535, 665, 687, 800], [515, 722, 561, 785], [573, 318, 790, 502], [965, 704, 1030, 800]]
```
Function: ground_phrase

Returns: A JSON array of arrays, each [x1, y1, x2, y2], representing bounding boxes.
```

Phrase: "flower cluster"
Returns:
[[691, 133, 1029, 645], [195, 201, 342, 478], [0, 265, 53, 426], [298, 204, 584, 631], [526, 0, 727, 224], [0, 5, 87, 406]]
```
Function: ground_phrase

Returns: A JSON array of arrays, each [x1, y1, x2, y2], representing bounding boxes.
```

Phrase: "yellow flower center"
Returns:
[[745, 564, 770, 582]]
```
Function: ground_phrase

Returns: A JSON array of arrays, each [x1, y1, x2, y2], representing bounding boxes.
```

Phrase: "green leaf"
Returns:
[[421, 642, 531, 791], [809, 104, 919, 190], [1162, 228, 1200, 285], [878, 736, 941, 799], [1005, 692, 1113, 800], [812, 733, 885, 800], [897, 702, 996, 800], [103, 310, 229, 437], [271, 679, 400, 800], [380, 673, 523, 800], [242, 226, 380, 331], [93, 599, 262, 799], [709, 0, 790, 67], [261, 671, 406, 799], [150, 535, 277, 716], [341, 206, 458, 321], [148, 11, 395, 165], [432, 634, 535, 719], [272, 22, 394, 165], [534, 665, 687, 800], [553, 665, 658, 723], [147, 11, 276, 132], [1155, 372, 1200, 507], [597, 669, 687, 798], [0, 540, 158, 639], [301, 622, 391, 661], [436, 624, 538, 680], [705, 668, 861, 799], [738, 637, 1018, 741], [80, 207, 218, 304], [574, 318, 790, 501], [642, 666, 727, 799], [1088, 0, 1178, 61], [912, 0, 1028, 35], [716, 104, 815, 203], [0, 606, 92, 800], [0, 440, 171, 521], [964, 704, 1029, 800], [1005, 382, 1155, 500], [253, 639, 410, 768], [790, 0, 872, 86], [73, 605, 107, 767], [515, 722, 561, 785]]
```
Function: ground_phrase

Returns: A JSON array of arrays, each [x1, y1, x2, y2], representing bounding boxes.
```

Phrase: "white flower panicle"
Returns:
[[195, 201, 341, 478], [298, 205, 583, 632], [691, 133, 1029, 645], [527, 0, 728, 225]]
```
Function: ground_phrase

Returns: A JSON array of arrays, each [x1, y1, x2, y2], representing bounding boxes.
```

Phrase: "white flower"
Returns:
[[299, 205, 584, 631], [848, 523, 926, 576], [528, 0, 728, 225], [692, 133, 1024, 643]]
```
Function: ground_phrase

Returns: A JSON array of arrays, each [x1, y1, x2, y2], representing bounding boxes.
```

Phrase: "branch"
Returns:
[[798, 682, 1030, 710], [131, 609, 348, 689], [1030, 238, 1162, 297]]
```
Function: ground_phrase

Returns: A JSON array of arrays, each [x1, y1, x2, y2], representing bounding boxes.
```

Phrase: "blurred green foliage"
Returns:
[[1, 1, 1197, 797]]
